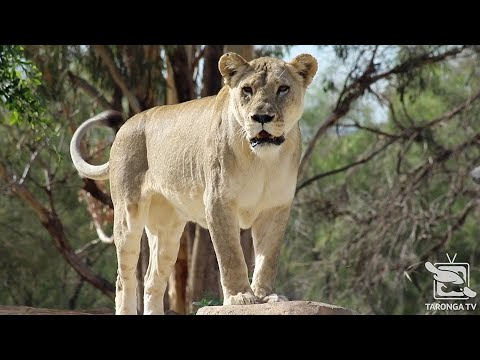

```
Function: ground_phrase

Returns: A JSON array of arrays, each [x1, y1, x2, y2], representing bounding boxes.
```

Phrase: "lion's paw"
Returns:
[[224, 291, 259, 305], [262, 294, 289, 303]]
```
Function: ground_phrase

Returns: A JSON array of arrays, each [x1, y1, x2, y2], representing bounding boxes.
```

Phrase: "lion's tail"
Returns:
[[70, 110, 124, 181]]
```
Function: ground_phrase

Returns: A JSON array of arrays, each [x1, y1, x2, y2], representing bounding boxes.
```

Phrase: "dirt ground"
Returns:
[[0, 305, 113, 315]]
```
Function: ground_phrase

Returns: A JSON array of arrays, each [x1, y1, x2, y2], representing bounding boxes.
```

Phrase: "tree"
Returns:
[[279, 45, 480, 314], [0, 44, 273, 312], [0, 46, 117, 307], [3, 45, 477, 315]]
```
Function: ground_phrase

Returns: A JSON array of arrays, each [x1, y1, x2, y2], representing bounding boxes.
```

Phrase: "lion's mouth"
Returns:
[[249, 130, 285, 148]]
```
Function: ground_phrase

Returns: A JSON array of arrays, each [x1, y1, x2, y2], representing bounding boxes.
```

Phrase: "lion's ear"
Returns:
[[290, 54, 318, 87], [218, 52, 249, 86]]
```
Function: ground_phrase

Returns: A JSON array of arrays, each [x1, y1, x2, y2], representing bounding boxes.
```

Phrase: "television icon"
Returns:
[[425, 254, 476, 300]]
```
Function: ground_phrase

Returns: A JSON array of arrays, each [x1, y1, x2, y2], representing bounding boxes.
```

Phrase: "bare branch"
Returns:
[[75, 239, 101, 256], [296, 137, 398, 194], [191, 45, 206, 72], [68, 278, 85, 310], [67, 71, 114, 110], [18, 145, 42, 185], [340, 120, 399, 138], [93, 45, 142, 114], [82, 178, 113, 209], [423, 87, 480, 128], [419, 200, 476, 263], [298, 46, 468, 179], [93, 220, 113, 244], [0, 162, 115, 299]]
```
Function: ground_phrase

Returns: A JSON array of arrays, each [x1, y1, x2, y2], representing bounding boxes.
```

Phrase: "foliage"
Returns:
[[0, 45, 46, 127], [277, 46, 480, 314], [1, 45, 480, 315], [192, 293, 223, 314]]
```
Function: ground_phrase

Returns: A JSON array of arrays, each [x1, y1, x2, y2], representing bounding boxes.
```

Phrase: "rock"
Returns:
[[196, 300, 356, 315]]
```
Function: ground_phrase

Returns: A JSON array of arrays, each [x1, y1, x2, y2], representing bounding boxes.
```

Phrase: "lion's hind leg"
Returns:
[[143, 195, 186, 315], [114, 201, 148, 315]]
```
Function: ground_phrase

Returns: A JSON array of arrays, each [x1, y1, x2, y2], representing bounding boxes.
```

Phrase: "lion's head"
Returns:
[[219, 52, 318, 154]]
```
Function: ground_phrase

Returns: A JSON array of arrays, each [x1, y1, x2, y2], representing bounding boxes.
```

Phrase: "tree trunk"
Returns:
[[168, 45, 195, 103], [201, 45, 224, 98], [0, 163, 115, 299], [224, 45, 255, 61], [240, 229, 255, 276], [167, 225, 190, 313], [188, 226, 221, 307], [166, 46, 195, 314], [166, 57, 178, 105]]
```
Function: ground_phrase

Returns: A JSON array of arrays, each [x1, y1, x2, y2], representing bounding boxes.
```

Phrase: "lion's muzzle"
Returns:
[[249, 130, 285, 148], [251, 114, 275, 124]]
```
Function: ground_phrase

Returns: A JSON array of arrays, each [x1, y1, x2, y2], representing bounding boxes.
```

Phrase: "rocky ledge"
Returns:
[[196, 300, 356, 315]]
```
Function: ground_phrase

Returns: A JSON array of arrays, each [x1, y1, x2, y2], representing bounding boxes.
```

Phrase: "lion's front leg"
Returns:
[[251, 205, 292, 303], [206, 198, 258, 305]]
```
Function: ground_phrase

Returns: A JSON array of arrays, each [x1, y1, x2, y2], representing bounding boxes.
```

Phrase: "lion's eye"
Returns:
[[242, 86, 253, 95], [278, 85, 290, 94]]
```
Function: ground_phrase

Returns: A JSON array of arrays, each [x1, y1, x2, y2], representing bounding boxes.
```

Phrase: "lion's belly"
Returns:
[[145, 159, 209, 227], [159, 186, 208, 228], [154, 177, 295, 231], [147, 159, 297, 230]]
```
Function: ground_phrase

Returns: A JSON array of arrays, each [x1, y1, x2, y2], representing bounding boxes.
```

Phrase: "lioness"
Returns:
[[70, 52, 318, 314]]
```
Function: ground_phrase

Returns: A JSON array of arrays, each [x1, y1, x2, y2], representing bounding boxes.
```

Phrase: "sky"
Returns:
[[285, 45, 335, 75], [286, 45, 389, 123]]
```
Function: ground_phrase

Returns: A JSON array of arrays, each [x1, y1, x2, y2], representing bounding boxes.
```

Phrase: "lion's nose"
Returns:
[[251, 114, 275, 124]]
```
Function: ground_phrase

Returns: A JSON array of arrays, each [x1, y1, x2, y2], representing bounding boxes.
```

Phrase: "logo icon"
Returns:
[[425, 254, 476, 300]]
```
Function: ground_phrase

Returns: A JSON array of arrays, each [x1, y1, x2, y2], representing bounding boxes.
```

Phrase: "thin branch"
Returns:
[[400, 95, 415, 127], [423, 87, 480, 128], [0, 221, 41, 247], [82, 178, 113, 209], [395, 133, 417, 175], [368, 87, 405, 131], [0, 163, 49, 223], [67, 71, 114, 110], [191, 45, 206, 72], [0, 162, 115, 299], [297, 53, 479, 192], [340, 121, 399, 138], [296, 137, 398, 193], [75, 238, 101, 256], [419, 200, 476, 264], [68, 278, 85, 310], [93, 45, 142, 113], [93, 220, 113, 244], [298, 46, 468, 179], [298, 111, 348, 178], [18, 145, 43, 185]]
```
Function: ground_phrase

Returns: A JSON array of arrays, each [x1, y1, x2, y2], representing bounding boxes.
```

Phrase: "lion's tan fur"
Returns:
[[70, 52, 317, 314]]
